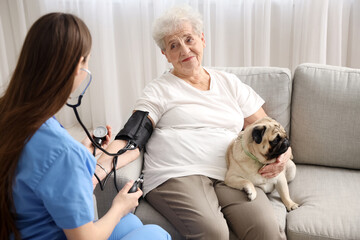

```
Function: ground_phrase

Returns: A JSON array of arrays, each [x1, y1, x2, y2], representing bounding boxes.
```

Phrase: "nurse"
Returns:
[[0, 12, 170, 240]]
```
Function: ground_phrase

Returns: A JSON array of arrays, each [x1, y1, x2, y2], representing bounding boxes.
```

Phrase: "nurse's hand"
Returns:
[[111, 181, 143, 218], [81, 125, 112, 156], [65, 180, 142, 240]]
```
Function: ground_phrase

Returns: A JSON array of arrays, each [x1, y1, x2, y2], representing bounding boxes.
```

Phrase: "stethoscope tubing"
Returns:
[[67, 96, 136, 157]]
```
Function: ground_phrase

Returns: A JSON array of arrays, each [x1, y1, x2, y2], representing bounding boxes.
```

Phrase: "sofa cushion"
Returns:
[[287, 165, 360, 240], [135, 199, 185, 240], [268, 192, 287, 236], [291, 63, 360, 169], [213, 67, 292, 133]]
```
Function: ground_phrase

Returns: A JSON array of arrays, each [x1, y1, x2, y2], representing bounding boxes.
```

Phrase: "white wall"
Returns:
[[0, 0, 359, 132]]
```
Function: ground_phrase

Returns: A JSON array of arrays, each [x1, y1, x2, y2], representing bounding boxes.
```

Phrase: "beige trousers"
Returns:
[[146, 175, 286, 240]]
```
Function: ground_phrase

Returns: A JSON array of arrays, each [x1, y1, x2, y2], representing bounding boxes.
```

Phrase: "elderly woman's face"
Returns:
[[162, 21, 205, 75]]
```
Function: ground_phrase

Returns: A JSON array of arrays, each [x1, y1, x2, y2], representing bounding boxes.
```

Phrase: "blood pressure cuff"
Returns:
[[115, 111, 153, 150]]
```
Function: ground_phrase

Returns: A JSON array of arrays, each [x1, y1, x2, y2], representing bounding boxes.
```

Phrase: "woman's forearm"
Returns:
[[92, 140, 140, 188]]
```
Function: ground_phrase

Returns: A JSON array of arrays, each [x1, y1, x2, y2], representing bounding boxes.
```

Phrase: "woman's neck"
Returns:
[[172, 67, 211, 91]]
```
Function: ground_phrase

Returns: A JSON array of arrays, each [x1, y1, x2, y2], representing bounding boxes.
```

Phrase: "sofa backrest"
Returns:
[[213, 67, 292, 133], [291, 63, 360, 169]]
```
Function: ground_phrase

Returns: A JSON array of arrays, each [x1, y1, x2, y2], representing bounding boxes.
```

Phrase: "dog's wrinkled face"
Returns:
[[247, 117, 290, 162]]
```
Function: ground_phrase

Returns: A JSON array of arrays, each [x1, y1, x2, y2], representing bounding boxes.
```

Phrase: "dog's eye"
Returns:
[[270, 135, 281, 147]]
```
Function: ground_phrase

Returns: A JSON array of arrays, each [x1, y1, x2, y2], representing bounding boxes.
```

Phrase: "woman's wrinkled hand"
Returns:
[[258, 147, 292, 178], [81, 125, 112, 156]]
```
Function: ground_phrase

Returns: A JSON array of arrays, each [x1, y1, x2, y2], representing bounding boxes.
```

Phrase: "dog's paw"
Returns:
[[243, 183, 257, 201], [286, 202, 299, 211]]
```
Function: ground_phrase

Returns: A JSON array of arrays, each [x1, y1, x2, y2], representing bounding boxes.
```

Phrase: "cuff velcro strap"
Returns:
[[115, 111, 153, 150]]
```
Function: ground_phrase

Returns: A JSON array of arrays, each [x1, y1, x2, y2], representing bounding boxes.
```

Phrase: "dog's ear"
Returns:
[[252, 126, 266, 144]]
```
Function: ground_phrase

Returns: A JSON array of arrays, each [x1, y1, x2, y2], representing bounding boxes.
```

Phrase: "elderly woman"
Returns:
[[135, 6, 291, 240]]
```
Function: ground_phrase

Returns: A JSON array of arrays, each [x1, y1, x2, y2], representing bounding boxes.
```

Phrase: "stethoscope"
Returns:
[[66, 68, 139, 192]]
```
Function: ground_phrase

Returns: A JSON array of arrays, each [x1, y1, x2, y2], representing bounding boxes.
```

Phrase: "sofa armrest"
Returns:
[[94, 151, 144, 218]]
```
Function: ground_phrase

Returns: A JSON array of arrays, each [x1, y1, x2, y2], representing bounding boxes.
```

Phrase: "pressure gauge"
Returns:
[[93, 126, 108, 145]]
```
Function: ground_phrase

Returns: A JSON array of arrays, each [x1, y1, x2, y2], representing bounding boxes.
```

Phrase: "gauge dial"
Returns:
[[93, 126, 108, 138]]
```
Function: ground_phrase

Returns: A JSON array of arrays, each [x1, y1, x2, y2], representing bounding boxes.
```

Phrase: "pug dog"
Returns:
[[225, 117, 299, 211]]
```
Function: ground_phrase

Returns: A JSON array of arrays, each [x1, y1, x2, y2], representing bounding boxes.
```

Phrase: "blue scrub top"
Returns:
[[12, 117, 96, 239]]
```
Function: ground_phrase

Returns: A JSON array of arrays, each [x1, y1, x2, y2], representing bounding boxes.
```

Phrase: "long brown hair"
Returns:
[[0, 13, 91, 239]]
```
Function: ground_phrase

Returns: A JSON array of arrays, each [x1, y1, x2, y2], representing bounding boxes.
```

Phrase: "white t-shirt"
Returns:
[[135, 68, 264, 195]]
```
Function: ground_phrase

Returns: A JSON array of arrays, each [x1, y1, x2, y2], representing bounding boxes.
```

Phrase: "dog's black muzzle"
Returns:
[[266, 137, 290, 160]]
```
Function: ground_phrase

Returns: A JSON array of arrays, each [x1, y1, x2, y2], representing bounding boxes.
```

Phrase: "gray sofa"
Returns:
[[94, 63, 360, 240]]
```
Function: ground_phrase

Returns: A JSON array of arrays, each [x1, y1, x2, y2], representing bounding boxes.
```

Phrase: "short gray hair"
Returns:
[[152, 5, 204, 50]]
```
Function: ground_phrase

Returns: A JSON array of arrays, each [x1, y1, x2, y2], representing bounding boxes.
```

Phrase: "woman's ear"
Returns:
[[161, 50, 171, 63], [74, 57, 85, 76], [201, 33, 206, 47]]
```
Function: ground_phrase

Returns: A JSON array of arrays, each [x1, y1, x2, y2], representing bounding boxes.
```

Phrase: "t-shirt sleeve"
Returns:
[[134, 80, 166, 125], [35, 145, 95, 229], [231, 74, 265, 118]]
